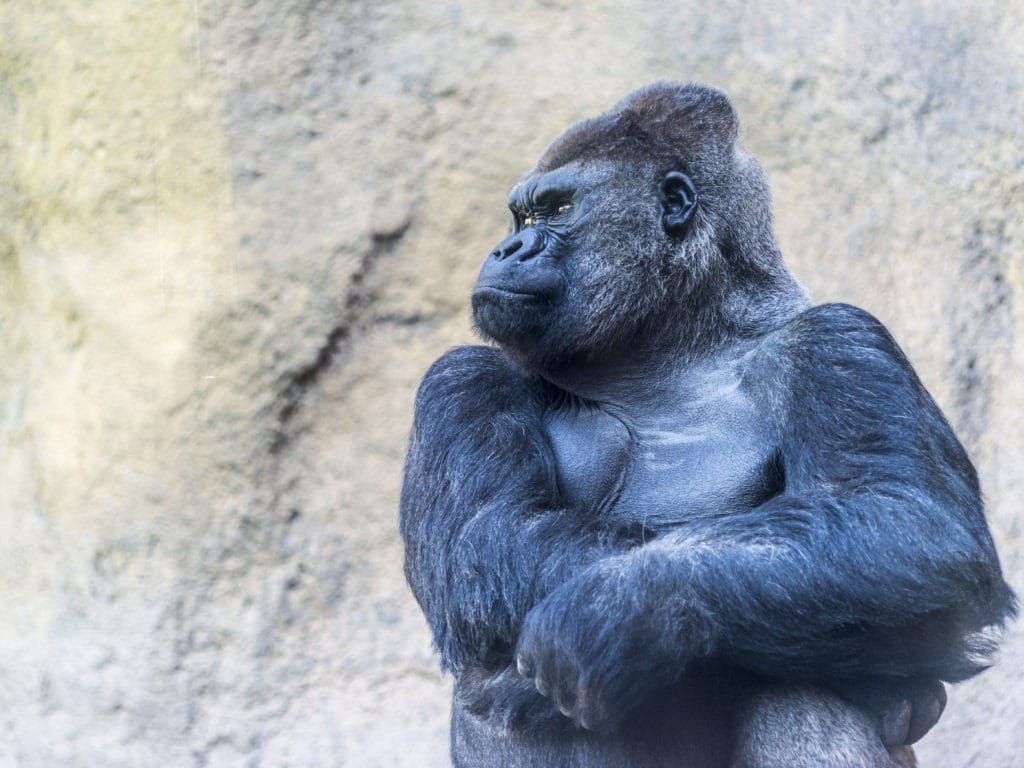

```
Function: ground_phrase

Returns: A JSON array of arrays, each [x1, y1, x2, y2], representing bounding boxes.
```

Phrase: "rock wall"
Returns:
[[0, 1, 1020, 766]]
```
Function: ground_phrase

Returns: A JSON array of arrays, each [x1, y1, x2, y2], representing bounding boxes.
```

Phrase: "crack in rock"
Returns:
[[270, 224, 409, 453]]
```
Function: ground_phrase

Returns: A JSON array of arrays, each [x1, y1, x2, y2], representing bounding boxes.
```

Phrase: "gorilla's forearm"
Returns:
[[400, 345, 609, 671], [411, 499, 605, 669], [610, 495, 994, 682], [513, 477, 1006, 732]]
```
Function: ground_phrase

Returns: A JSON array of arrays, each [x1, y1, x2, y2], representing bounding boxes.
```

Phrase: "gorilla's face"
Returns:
[[472, 159, 694, 369]]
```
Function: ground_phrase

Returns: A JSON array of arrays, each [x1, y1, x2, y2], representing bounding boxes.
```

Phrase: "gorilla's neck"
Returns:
[[540, 266, 808, 409]]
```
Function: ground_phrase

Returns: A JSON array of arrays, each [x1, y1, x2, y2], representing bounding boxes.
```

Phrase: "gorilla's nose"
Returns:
[[491, 228, 546, 262]]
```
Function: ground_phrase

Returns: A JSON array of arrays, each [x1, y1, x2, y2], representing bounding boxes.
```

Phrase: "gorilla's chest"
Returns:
[[544, 383, 777, 530]]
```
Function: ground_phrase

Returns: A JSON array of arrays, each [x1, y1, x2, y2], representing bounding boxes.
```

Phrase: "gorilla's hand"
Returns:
[[459, 664, 567, 732], [514, 562, 689, 732]]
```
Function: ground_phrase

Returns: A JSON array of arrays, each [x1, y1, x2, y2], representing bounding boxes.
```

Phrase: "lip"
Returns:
[[472, 285, 549, 300]]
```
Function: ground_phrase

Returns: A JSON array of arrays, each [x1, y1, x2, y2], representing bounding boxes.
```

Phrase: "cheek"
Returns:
[[556, 260, 635, 342], [566, 234, 657, 306]]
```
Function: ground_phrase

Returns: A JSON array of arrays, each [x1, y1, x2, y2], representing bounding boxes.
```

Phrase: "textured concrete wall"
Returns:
[[0, 1, 1021, 766]]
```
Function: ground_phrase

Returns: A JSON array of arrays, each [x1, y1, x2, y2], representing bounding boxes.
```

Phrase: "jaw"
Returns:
[[471, 292, 624, 376], [471, 290, 558, 351]]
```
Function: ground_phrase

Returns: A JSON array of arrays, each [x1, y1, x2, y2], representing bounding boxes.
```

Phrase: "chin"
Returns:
[[472, 292, 549, 346]]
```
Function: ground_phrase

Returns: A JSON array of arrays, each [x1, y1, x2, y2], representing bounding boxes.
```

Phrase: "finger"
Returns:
[[550, 671, 579, 719], [516, 652, 534, 678], [575, 675, 614, 733], [535, 674, 550, 698]]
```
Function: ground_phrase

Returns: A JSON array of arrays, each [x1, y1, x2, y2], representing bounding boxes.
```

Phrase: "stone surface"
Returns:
[[0, 1, 1021, 766]]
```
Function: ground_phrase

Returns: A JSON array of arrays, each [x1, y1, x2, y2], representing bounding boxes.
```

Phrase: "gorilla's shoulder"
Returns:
[[768, 302, 922, 410], [424, 344, 518, 377], [787, 302, 888, 336], [415, 345, 541, 422], [776, 303, 906, 365], [421, 345, 527, 392]]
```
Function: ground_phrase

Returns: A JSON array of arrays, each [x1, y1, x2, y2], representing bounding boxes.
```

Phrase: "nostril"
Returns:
[[494, 235, 524, 261], [517, 229, 546, 262], [491, 230, 547, 262]]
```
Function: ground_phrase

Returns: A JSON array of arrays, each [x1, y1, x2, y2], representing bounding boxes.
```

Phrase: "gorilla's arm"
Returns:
[[400, 345, 606, 673], [515, 304, 1015, 730]]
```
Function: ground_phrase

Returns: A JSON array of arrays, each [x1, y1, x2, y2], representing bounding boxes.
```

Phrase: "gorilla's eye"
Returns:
[[556, 203, 573, 215], [523, 214, 538, 227]]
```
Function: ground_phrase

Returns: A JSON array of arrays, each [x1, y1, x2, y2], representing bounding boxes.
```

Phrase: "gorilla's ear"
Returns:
[[659, 172, 698, 237]]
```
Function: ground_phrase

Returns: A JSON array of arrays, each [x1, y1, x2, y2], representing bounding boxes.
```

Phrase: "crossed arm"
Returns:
[[513, 306, 1012, 730], [400, 307, 1014, 734], [400, 344, 609, 672]]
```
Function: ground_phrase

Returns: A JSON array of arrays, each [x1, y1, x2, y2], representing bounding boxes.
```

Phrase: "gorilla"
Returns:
[[399, 82, 1016, 767]]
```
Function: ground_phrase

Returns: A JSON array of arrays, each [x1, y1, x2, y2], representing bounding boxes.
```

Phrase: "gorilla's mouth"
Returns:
[[471, 287, 560, 347], [472, 285, 551, 301]]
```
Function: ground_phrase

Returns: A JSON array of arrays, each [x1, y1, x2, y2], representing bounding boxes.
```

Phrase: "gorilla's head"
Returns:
[[471, 82, 804, 373]]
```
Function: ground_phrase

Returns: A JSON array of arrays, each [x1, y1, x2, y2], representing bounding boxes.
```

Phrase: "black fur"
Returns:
[[400, 82, 1015, 767]]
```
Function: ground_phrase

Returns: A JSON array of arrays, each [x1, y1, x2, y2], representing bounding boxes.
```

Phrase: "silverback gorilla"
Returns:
[[400, 82, 1016, 767]]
